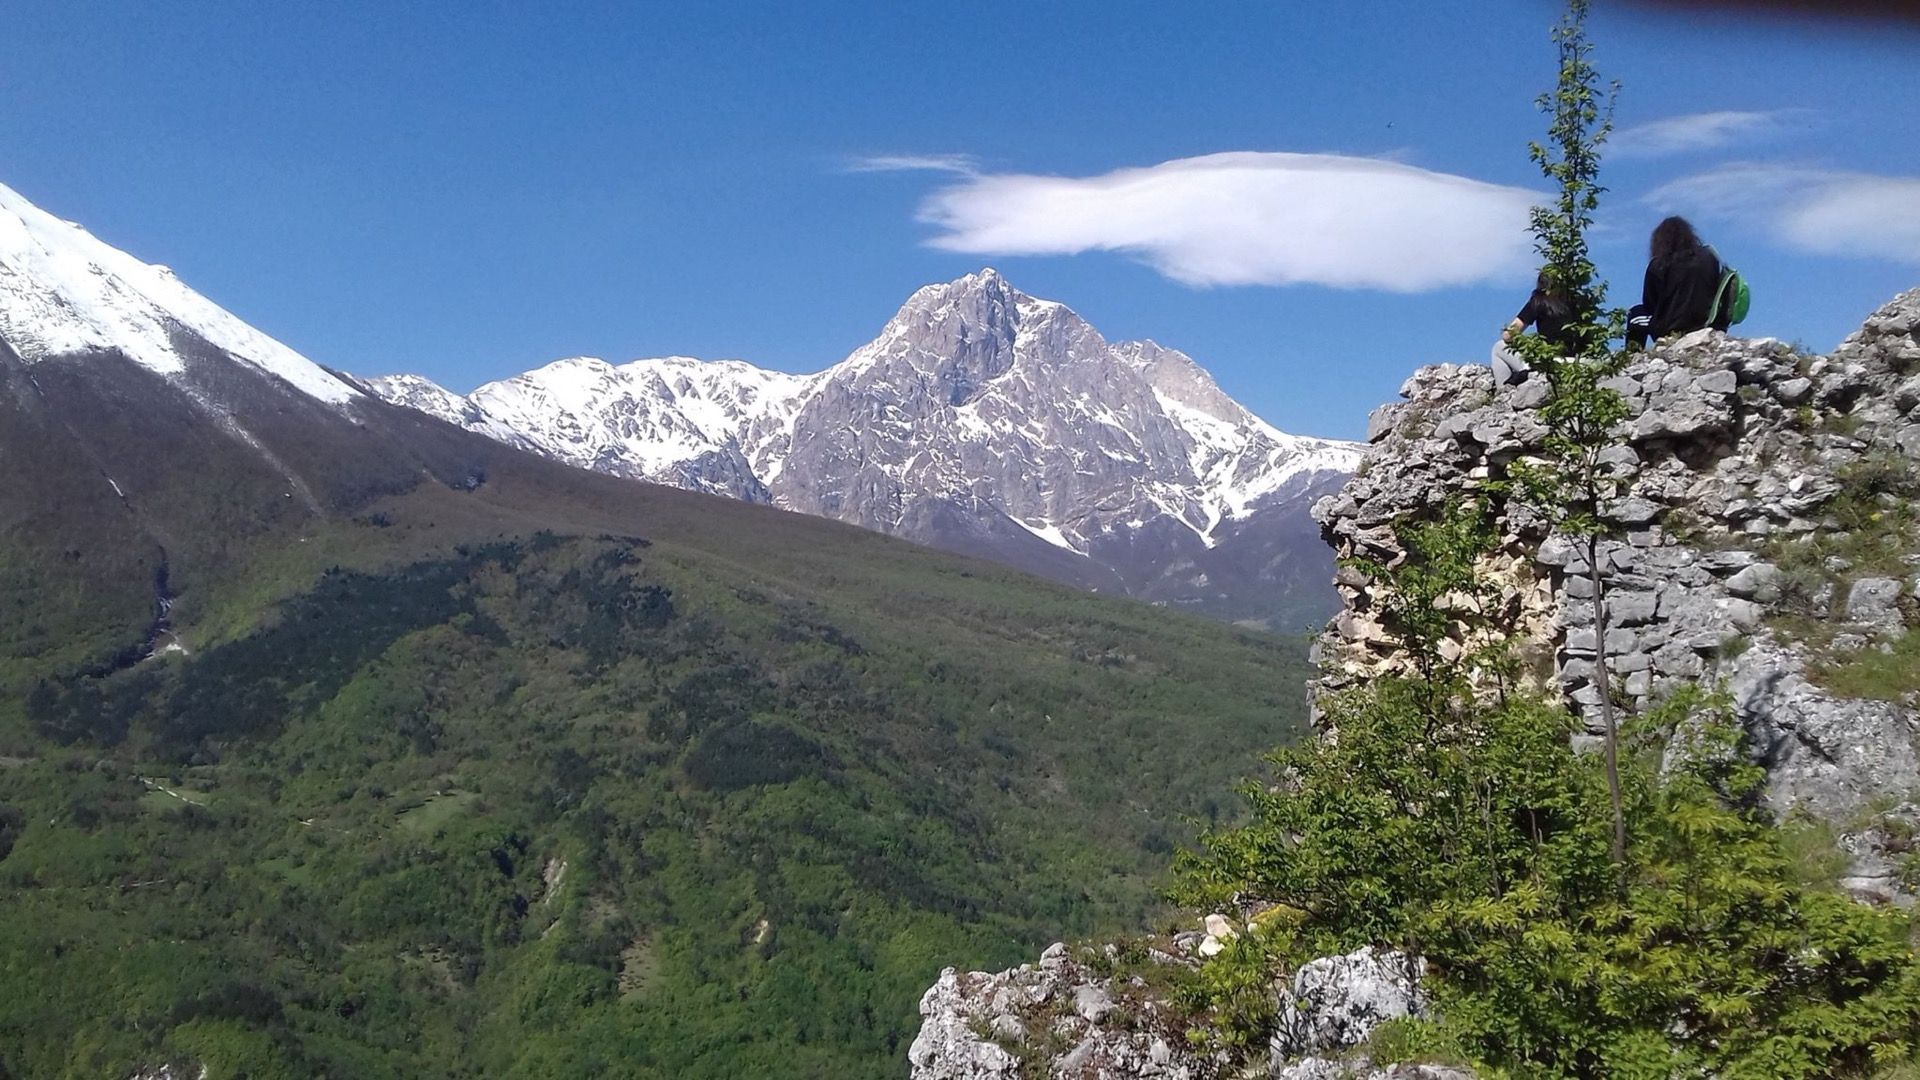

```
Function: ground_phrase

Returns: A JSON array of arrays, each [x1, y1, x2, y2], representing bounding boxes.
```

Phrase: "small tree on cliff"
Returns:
[[1504, 0, 1633, 868]]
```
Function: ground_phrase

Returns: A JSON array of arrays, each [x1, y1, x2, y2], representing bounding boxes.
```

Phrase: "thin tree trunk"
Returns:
[[1588, 533, 1626, 868]]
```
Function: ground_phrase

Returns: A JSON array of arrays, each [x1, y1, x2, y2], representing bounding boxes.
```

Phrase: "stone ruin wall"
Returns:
[[1311, 289, 1920, 901]]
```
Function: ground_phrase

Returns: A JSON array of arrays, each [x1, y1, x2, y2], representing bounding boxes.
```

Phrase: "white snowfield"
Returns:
[[360, 372, 535, 449], [467, 355, 818, 481], [371, 268, 1362, 552], [0, 181, 360, 406]]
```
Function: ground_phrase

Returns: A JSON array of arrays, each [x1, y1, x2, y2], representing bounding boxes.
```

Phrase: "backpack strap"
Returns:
[[1706, 265, 1738, 329]]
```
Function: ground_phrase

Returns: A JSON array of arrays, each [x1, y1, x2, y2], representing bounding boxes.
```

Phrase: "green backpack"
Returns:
[[1708, 264, 1751, 327]]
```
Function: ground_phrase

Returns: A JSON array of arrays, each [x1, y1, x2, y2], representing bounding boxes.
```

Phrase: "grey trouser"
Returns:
[[1490, 342, 1531, 386]]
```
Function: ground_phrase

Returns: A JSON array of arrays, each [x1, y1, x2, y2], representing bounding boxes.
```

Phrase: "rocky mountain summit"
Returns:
[[1316, 288, 1920, 901], [367, 271, 1360, 628]]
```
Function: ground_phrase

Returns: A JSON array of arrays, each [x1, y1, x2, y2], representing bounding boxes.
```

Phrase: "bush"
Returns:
[[1177, 679, 1920, 1076]]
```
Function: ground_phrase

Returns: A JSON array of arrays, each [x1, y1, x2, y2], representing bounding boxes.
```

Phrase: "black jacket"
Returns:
[[1516, 288, 1576, 349], [1641, 246, 1728, 340]]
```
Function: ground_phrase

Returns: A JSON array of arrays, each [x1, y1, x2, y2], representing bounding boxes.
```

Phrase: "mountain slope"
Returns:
[[0, 183, 1314, 1078], [0, 182, 358, 408], [368, 270, 1360, 629]]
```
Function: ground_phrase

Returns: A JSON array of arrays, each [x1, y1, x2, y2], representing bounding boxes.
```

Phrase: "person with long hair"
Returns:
[[1627, 215, 1732, 349], [1490, 270, 1576, 385]]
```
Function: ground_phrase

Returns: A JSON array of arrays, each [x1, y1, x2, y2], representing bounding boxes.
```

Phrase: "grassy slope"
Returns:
[[0, 362, 1313, 1078]]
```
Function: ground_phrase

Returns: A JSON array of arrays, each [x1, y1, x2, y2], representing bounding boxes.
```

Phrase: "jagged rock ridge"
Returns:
[[367, 270, 1361, 628]]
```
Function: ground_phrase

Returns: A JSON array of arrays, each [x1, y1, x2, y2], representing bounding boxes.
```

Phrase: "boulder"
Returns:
[[1773, 377, 1814, 405], [1725, 563, 1782, 603], [1844, 577, 1906, 636], [1272, 947, 1428, 1060]]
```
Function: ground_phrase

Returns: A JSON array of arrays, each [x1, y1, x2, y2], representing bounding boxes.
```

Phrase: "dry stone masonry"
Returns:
[[1316, 289, 1920, 902]]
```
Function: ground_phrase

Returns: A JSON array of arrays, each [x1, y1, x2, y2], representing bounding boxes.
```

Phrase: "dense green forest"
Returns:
[[0, 514, 1311, 1077]]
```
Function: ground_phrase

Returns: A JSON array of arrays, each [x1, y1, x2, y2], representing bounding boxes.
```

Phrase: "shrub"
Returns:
[[1177, 679, 1920, 1076]]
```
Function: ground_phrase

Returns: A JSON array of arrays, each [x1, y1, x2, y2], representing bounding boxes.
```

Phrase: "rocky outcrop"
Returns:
[[909, 292, 1920, 1078], [127, 1065, 207, 1080], [1315, 289, 1920, 901], [908, 938, 1467, 1079], [908, 941, 1215, 1080]]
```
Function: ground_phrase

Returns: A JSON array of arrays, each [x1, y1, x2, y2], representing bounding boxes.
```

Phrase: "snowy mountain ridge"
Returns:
[[373, 270, 1356, 550], [370, 270, 1360, 625], [0, 181, 360, 407]]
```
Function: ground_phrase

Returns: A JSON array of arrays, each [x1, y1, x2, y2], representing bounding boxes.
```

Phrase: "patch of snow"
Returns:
[[1013, 517, 1086, 555], [362, 373, 533, 446], [1153, 389, 1361, 530]]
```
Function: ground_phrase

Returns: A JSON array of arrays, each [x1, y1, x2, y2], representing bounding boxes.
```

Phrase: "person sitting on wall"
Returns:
[[1491, 270, 1576, 386], [1627, 215, 1732, 350]]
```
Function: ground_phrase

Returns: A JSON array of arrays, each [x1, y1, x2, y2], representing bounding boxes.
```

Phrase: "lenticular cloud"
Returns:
[[1650, 164, 1920, 266], [915, 152, 1542, 292]]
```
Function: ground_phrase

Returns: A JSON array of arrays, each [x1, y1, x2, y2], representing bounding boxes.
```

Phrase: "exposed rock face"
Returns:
[[127, 1066, 207, 1080], [1315, 290, 1920, 901], [1272, 947, 1427, 1060], [908, 940, 1468, 1079], [368, 271, 1361, 629], [1273, 1062, 1473, 1080], [908, 942, 1215, 1080]]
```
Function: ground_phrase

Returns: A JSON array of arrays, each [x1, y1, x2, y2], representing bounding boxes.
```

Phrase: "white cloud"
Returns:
[[844, 153, 979, 176], [1649, 164, 1920, 265], [1610, 109, 1809, 158], [912, 151, 1541, 291]]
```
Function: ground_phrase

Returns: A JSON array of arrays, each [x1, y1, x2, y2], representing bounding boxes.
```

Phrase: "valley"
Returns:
[[0, 180, 1315, 1078]]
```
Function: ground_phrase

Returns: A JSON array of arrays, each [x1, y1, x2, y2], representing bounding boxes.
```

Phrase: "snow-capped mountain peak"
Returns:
[[0, 182, 360, 407], [370, 271, 1360, 627]]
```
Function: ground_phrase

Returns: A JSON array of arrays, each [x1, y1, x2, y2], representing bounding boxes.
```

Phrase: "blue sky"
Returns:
[[3, 0, 1916, 440]]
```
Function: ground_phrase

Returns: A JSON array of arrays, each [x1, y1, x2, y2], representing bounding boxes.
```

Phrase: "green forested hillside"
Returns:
[[0, 409, 1311, 1077]]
